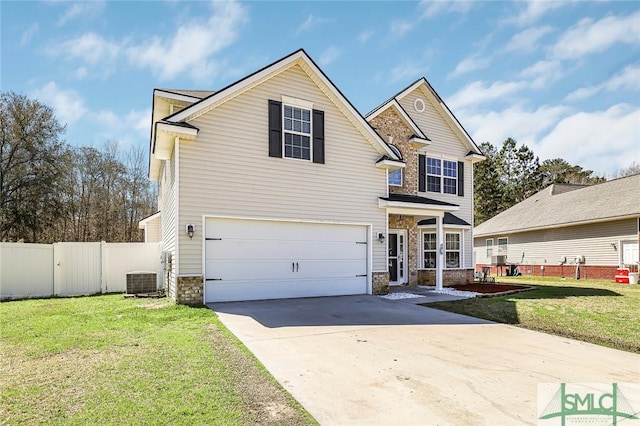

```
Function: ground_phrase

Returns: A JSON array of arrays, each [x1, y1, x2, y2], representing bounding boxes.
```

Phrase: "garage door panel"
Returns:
[[205, 218, 368, 303], [206, 260, 297, 281], [206, 219, 366, 242], [206, 240, 367, 261], [205, 277, 367, 303]]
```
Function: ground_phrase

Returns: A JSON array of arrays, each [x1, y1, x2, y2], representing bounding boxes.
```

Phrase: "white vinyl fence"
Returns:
[[0, 242, 162, 300]]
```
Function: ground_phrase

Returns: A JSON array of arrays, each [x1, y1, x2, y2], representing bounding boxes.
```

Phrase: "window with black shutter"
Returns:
[[268, 99, 324, 163]]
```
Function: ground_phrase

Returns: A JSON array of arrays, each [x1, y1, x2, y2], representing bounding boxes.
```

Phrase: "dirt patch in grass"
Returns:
[[205, 323, 312, 426], [451, 283, 532, 294]]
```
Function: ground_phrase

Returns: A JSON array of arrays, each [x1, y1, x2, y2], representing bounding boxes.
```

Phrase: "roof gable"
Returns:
[[163, 49, 397, 160], [367, 78, 483, 159], [474, 173, 640, 236]]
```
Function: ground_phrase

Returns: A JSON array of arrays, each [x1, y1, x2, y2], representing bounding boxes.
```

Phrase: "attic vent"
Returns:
[[126, 272, 157, 294], [414, 98, 425, 113]]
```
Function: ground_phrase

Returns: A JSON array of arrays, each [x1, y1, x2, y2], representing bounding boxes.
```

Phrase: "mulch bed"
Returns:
[[451, 284, 532, 294]]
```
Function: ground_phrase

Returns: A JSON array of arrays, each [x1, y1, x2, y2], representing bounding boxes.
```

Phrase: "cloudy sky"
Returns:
[[2, 0, 639, 177]]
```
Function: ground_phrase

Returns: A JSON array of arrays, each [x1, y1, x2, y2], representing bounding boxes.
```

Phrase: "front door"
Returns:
[[388, 230, 407, 286]]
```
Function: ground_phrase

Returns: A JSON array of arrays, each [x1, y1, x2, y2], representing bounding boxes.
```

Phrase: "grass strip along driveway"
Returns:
[[0, 295, 316, 425], [428, 276, 640, 353]]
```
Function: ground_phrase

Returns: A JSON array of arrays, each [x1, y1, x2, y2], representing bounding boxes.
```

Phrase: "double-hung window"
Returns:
[[422, 231, 462, 269], [283, 105, 311, 160], [486, 239, 493, 257], [423, 233, 437, 268], [426, 157, 457, 194], [445, 233, 461, 268], [497, 237, 508, 255]]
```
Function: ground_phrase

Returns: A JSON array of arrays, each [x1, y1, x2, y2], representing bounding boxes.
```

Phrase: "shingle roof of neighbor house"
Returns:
[[474, 173, 640, 237]]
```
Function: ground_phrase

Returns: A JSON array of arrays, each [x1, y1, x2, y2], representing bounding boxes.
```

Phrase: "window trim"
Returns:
[[388, 168, 403, 187], [486, 238, 493, 258], [282, 103, 312, 161], [425, 156, 458, 195], [445, 232, 461, 269], [497, 237, 508, 255], [419, 229, 465, 269]]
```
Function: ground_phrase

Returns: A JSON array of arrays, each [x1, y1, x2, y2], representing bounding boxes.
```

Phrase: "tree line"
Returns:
[[1, 92, 157, 243], [473, 138, 639, 225]]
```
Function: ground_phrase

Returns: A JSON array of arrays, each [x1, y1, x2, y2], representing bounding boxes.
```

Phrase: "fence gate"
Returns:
[[53, 242, 102, 296]]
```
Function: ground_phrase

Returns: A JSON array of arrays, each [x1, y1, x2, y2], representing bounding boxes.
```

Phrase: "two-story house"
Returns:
[[139, 49, 483, 305]]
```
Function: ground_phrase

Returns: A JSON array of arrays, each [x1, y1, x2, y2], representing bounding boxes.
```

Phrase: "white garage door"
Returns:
[[204, 218, 368, 303]]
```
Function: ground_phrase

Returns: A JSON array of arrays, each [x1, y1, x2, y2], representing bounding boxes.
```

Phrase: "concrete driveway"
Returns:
[[210, 295, 640, 425]]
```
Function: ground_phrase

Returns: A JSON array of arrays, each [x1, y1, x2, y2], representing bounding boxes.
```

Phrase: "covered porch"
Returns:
[[379, 194, 472, 291]]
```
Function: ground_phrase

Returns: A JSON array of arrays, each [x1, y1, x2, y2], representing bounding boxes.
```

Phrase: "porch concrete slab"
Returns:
[[210, 295, 640, 426]]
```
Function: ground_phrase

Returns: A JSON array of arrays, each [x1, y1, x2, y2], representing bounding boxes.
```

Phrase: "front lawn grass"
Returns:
[[0, 295, 316, 425], [428, 276, 640, 353]]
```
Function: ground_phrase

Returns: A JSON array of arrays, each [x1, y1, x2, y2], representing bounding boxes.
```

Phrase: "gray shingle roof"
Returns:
[[380, 194, 458, 207], [474, 173, 640, 236], [418, 212, 470, 226]]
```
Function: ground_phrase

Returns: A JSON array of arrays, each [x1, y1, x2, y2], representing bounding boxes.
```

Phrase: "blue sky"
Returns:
[[2, 0, 639, 177]]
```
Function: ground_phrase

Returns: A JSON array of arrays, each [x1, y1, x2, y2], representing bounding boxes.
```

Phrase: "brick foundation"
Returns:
[[175, 276, 204, 305], [372, 271, 390, 295], [417, 269, 474, 286], [475, 264, 633, 280]]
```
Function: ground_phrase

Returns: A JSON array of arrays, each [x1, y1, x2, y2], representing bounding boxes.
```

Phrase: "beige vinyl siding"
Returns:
[[474, 218, 637, 267], [399, 88, 474, 268], [144, 216, 161, 243], [177, 64, 388, 274], [159, 151, 177, 291]]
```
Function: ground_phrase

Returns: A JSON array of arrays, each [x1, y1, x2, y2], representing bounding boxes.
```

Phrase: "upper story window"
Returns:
[[268, 98, 325, 164], [388, 169, 403, 186], [486, 239, 493, 257], [283, 105, 311, 160], [426, 157, 457, 194]]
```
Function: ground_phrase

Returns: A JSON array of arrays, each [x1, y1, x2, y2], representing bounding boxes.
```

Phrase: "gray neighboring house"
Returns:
[[474, 173, 640, 280]]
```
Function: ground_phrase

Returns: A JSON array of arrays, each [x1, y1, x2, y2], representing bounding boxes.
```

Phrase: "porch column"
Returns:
[[436, 214, 444, 291]]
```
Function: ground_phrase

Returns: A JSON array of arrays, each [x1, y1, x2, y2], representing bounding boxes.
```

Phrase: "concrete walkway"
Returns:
[[210, 295, 640, 425]]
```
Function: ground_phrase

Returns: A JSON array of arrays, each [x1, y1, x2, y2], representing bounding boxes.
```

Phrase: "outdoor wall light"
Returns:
[[611, 242, 617, 251], [378, 233, 386, 243], [186, 224, 195, 239]]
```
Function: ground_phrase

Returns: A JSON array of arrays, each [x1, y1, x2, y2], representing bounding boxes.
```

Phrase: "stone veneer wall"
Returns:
[[369, 109, 418, 196], [388, 214, 419, 285], [372, 271, 390, 295], [417, 269, 474, 286], [176, 276, 204, 305]]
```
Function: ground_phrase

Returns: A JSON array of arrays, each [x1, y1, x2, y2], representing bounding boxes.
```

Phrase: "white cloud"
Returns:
[[448, 80, 528, 110], [358, 29, 375, 43], [566, 64, 640, 101], [519, 60, 564, 89], [419, 0, 473, 19], [504, 25, 554, 53], [58, 32, 120, 65], [534, 104, 640, 176], [462, 104, 570, 146], [448, 54, 490, 79], [505, 0, 567, 26], [20, 23, 39, 47], [126, 0, 248, 81], [57, 1, 106, 26], [296, 14, 331, 34], [552, 10, 640, 60], [319, 46, 341, 66], [31, 82, 87, 125]]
